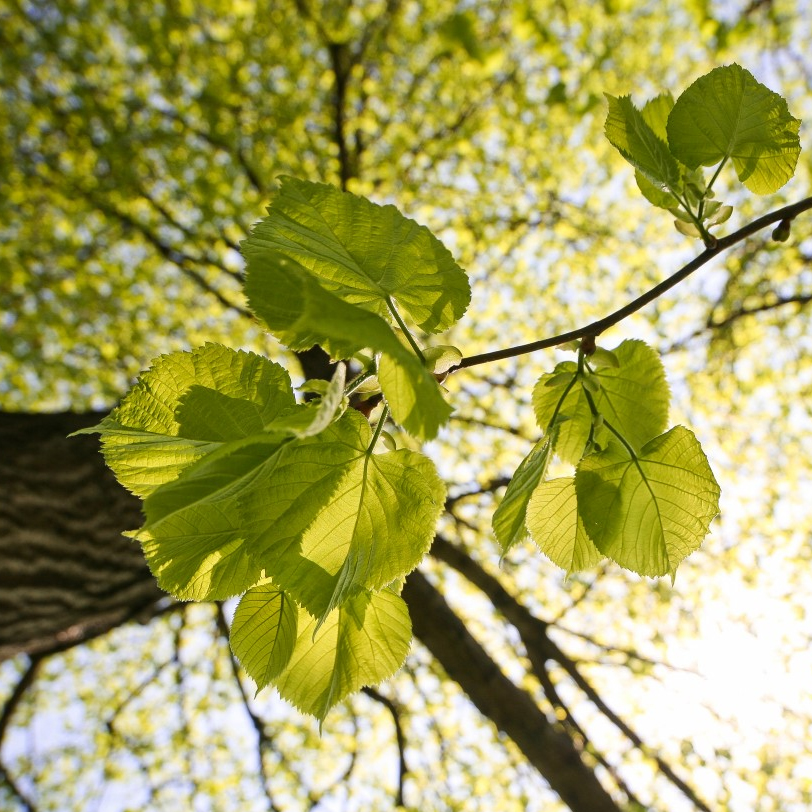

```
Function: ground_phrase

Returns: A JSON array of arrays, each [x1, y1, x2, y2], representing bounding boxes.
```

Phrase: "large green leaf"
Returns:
[[243, 176, 470, 334], [137, 434, 290, 600], [73, 344, 295, 498], [272, 589, 412, 722], [605, 94, 681, 191], [140, 408, 443, 612], [575, 427, 720, 577], [666, 64, 801, 194], [492, 435, 554, 554], [244, 251, 406, 359], [241, 410, 445, 619], [526, 477, 602, 574], [245, 251, 452, 440], [230, 585, 299, 692], [533, 341, 669, 464]]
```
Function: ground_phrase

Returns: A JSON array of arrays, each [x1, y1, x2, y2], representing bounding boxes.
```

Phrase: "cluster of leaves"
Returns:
[[493, 339, 719, 578], [80, 65, 801, 721], [604, 64, 800, 244]]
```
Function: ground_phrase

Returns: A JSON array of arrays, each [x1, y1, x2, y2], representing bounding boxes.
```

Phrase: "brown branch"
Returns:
[[0, 656, 43, 812], [403, 569, 622, 812], [457, 195, 812, 370], [430, 536, 712, 812]]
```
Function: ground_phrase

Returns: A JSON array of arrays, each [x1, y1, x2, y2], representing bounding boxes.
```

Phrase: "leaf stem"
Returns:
[[544, 370, 581, 435], [705, 156, 728, 196], [385, 295, 425, 361], [455, 194, 812, 371], [367, 404, 390, 454]]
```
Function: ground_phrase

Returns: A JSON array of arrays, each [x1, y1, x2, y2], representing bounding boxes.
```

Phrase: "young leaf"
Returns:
[[272, 589, 412, 722], [666, 64, 801, 194], [533, 340, 669, 463], [423, 344, 463, 375], [492, 435, 555, 554], [73, 345, 296, 497], [526, 477, 603, 574], [635, 170, 681, 210], [604, 95, 681, 191], [243, 176, 471, 334], [575, 427, 720, 577], [265, 362, 347, 438], [230, 585, 299, 692]]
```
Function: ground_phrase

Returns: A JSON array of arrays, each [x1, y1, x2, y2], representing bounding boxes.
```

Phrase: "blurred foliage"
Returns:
[[2, 0, 812, 810]]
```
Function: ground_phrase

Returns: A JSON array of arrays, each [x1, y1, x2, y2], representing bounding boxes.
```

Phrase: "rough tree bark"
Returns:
[[0, 408, 622, 812]]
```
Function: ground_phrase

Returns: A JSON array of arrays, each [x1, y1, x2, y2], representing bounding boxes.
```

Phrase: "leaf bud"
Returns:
[[772, 219, 792, 242]]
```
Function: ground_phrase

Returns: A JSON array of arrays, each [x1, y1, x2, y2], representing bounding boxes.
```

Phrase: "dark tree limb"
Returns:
[[402, 570, 622, 812]]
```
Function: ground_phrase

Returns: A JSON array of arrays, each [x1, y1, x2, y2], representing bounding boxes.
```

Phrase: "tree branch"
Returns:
[[403, 569, 622, 812], [430, 536, 712, 812], [457, 195, 812, 370]]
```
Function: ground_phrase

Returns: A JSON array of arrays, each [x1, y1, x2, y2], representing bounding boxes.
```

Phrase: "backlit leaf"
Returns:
[[605, 94, 681, 191], [533, 341, 669, 463], [492, 435, 555, 554], [273, 589, 412, 722], [230, 586, 299, 692], [666, 64, 801, 194], [73, 344, 295, 497], [526, 477, 603, 574], [245, 251, 451, 440], [243, 176, 470, 334], [575, 427, 720, 577]]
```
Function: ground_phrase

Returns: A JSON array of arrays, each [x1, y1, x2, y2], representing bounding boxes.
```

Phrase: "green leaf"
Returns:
[[532, 362, 588, 464], [378, 352, 453, 439], [239, 409, 445, 619], [639, 92, 675, 141], [230, 585, 299, 692], [533, 341, 669, 464], [243, 176, 470, 334], [588, 340, 670, 450], [635, 170, 681, 210], [666, 64, 801, 194], [575, 427, 720, 577], [135, 408, 443, 610], [526, 477, 602, 574], [272, 589, 412, 722], [138, 434, 288, 600], [244, 252, 409, 359], [245, 252, 451, 440], [492, 435, 555, 554], [73, 345, 295, 498], [605, 94, 681, 190]]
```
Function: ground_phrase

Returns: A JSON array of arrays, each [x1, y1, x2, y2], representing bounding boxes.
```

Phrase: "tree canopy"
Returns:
[[2, 1, 812, 811]]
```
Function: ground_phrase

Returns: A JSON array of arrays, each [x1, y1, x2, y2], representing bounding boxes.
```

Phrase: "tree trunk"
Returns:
[[0, 409, 621, 812], [0, 411, 163, 660]]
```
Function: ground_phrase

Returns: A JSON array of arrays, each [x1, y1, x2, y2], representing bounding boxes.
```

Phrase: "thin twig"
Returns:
[[456, 196, 812, 370], [362, 687, 408, 807], [214, 607, 282, 812]]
